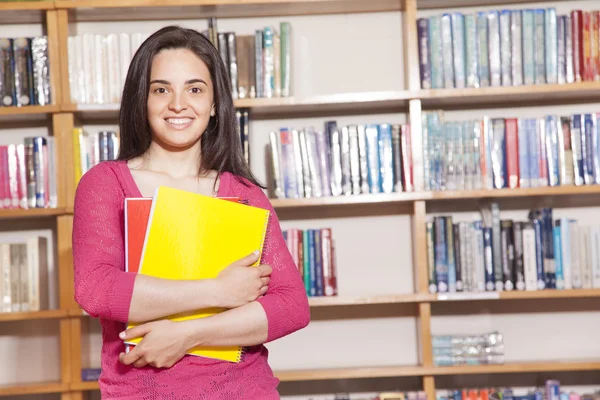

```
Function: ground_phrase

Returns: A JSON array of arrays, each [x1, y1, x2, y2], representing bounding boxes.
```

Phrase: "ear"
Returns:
[[210, 105, 215, 117]]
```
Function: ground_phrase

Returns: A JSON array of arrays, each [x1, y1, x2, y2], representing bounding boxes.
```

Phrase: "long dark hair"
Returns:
[[117, 25, 263, 188]]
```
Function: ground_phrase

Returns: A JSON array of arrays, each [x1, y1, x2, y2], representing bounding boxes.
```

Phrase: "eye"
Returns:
[[190, 87, 203, 94], [153, 87, 168, 94]]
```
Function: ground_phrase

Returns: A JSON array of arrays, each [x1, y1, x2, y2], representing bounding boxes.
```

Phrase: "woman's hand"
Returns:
[[118, 320, 193, 369], [215, 251, 272, 308]]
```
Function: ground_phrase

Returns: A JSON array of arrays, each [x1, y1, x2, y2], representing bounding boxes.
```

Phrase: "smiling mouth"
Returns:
[[165, 117, 194, 129]]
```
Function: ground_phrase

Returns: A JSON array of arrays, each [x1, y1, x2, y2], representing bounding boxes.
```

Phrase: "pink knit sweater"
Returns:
[[72, 160, 310, 399]]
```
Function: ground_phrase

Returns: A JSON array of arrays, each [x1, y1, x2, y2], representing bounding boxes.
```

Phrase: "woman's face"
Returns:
[[147, 48, 215, 151]]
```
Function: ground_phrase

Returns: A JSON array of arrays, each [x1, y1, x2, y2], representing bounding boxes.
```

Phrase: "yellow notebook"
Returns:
[[124, 186, 270, 363]]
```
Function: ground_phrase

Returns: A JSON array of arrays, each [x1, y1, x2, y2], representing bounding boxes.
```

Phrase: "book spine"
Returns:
[[545, 8, 558, 84], [487, 11, 502, 87], [565, 15, 575, 83], [427, 221, 437, 293], [511, 10, 523, 86], [280, 22, 291, 97], [559, 218, 572, 289], [500, 10, 512, 86], [572, 10, 583, 82], [465, 14, 479, 88], [446, 216, 456, 292], [557, 15, 566, 84], [553, 224, 564, 290], [569, 220, 582, 288], [513, 222, 526, 290], [522, 10, 536, 85], [429, 16, 444, 89], [545, 115, 560, 187], [418, 18, 432, 89], [313, 230, 323, 296], [435, 216, 448, 293], [483, 226, 495, 291], [441, 14, 455, 88], [477, 12, 490, 87], [501, 220, 515, 290], [534, 9, 546, 84], [522, 221, 538, 291], [451, 13, 466, 88], [378, 124, 394, 194]]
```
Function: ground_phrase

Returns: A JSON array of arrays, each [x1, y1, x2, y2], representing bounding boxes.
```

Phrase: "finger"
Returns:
[[119, 323, 153, 341], [260, 276, 270, 286], [234, 250, 260, 267], [134, 357, 149, 368], [258, 264, 272, 277], [259, 285, 268, 295], [119, 348, 141, 366]]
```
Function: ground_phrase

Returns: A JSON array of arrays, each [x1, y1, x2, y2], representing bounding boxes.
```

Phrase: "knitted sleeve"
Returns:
[[243, 183, 310, 342], [72, 163, 136, 323]]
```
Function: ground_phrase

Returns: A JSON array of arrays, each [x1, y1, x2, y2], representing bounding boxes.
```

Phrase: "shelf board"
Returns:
[[271, 191, 424, 209], [434, 289, 600, 302], [276, 365, 423, 381], [0, 381, 67, 396], [55, 0, 404, 21], [70, 381, 100, 391], [418, 82, 600, 109], [423, 184, 600, 201], [0, 207, 66, 220], [235, 91, 412, 118], [309, 293, 434, 307], [0, 1, 54, 24], [0, 309, 68, 322], [0, 104, 59, 121], [429, 360, 600, 375]]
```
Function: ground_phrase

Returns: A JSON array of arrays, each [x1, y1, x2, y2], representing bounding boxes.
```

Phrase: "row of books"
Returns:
[[268, 122, 414, 200], [67, 32, 148, 105], [432, 331, 504, 367], [0, 233, 50, 313], [0, 138, 57, 210], [203, 18, 291, 99], [427, 205, 600, 294], [73, 129, 119, 187], [0, 36, 52, 107], [283, 228, 338, 297], [418, 8, 600, 90], [422, 112, 600, 192], [439, 381, 589, 400]]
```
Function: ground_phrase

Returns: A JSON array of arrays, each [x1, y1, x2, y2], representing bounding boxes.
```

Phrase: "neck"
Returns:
[[140, 139, 203, 179]]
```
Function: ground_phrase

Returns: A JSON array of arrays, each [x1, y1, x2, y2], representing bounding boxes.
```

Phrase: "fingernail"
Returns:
[[119, 331, 125, 339], [253, 250, 260, 255]]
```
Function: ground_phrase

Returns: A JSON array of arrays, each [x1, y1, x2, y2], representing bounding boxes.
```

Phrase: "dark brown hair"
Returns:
[[117, 25, 263, 188]]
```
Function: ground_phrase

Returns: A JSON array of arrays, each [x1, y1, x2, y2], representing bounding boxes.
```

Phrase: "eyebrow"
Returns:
[[149, 79, 207, 85]]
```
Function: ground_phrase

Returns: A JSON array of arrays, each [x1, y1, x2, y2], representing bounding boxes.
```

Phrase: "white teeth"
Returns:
[[166, 118, 192, 125]]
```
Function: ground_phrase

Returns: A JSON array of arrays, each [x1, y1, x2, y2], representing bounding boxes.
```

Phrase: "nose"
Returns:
[[168, 91, 188, 113]]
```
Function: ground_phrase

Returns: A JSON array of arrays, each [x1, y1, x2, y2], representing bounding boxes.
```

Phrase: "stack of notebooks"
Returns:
[[123, 186, 270, 363]]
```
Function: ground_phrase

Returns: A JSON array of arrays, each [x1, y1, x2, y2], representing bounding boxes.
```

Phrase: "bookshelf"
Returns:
[[1, 0, 600, 399]]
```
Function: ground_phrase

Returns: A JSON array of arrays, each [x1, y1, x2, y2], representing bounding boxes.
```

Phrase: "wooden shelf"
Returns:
[[276, 365, 424, 382], [55, 0, 405, 21], [0, 207, 66, 220], [429, 360, 600, 375], [434, 289, 600, 302], [0, 104, 59, 121], [0, 309, 68, 322], [0, 381, 67, 396], [418, 82, 600, 109], [0, 1, 54, 24], [70, 381, 100, 391], [309, 293, 434, 307], [271, 191, 423, 209]]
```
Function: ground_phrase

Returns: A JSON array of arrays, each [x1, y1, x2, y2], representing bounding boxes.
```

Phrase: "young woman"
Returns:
[[72, 25, 310, 399]]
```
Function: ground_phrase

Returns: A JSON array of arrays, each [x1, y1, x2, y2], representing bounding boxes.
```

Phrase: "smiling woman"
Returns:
[[71, 25, 310, 399]]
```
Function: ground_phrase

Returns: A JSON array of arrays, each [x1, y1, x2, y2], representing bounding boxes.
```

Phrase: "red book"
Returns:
[[572, 10, 584, 82], [504, 118, 519, 189]]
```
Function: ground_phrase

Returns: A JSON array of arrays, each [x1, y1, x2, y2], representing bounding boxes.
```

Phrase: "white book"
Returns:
[[522, 224, 538, 291], [106, 34, 121, 104], [591, 225, 600, 288], [82, 33, 95, 104], [119, 33, 132, 94], [94, 34, 107, 104], [580, 225, 593, 288], [570, 221, 582, 288]]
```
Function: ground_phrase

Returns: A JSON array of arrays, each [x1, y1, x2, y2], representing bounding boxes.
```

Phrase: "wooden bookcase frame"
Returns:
[[1, 0, 600, 398]]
